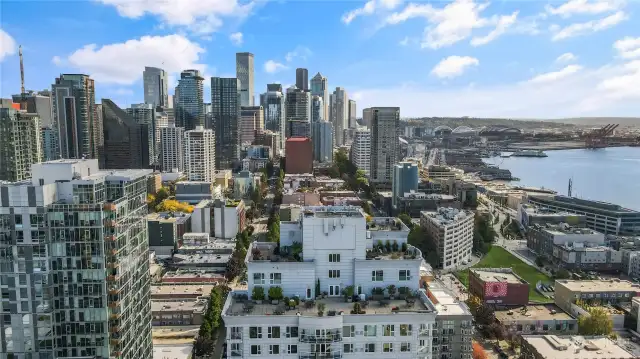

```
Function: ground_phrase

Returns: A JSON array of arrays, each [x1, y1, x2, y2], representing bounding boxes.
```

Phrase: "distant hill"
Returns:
[[403, 117, 574, 130], [548, 117, 640, 127]]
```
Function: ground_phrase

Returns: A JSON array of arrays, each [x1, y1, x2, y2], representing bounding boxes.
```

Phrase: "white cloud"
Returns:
[[229, 32, 243, 46], [285, 46, 312, 62], [471, 11, 518, 46], [98, 0, 254, 35], [51, 55, 62, 65], [264, 60, 287, 74], [399, 37, 409, 46], [341, 0, 403, 24], [431, 56, 479, 78], [528, 65, 583, 84], [551, 11, 628, 41], [614, 37, 640, 59], [383, 0, 518, 49], [546, 0, 625, 18], [556, 52, 577, 63], [110, 88, 134, 96], [0, 29, 17, 62], [62, 34, 206, 84]]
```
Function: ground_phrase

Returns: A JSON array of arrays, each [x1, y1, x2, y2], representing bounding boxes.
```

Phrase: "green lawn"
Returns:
[[455, 246, 552, 303]]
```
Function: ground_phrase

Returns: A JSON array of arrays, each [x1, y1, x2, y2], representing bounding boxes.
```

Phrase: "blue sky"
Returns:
[[1, 0, 639, 118]]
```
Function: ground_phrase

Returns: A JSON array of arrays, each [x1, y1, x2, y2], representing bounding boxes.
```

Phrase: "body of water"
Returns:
[[484, 147, 640, 211]]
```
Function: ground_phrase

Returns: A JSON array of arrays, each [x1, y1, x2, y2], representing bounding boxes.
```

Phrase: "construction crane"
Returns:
[[19, 45, 27, 111], [584, 124, 618, 149]]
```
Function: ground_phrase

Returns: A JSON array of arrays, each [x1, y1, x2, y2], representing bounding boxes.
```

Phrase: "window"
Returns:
[[383, 324, 395, 336], [343, 325, 354, 337], [268, 326, 280, 338], [372, 270, 384, 281], [400, 324, 412, 336], [269, 345, 279, 355], [555, 324, 561, 331], [364, 325, 377, 337], [329, 270, 340, 278], [270, 273, 281, 284], [249, 327, 262, 339], [230, 327, 242, 339], [365, 343, 376, 353], [286, 326, 298, 338], [329, 253, 341, 262], [287, 345, 297, 354], [568, 323, 575, 330], [543, 324, 549, 331], [253, 273, 265, 285], [399, 270, 411, 281], [343, 344, 354, 353], [383, 343, 394, 353], [250, 345, 261, 355]]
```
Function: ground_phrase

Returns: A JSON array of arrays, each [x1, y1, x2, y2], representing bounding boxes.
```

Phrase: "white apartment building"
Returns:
[[184, 126, 216, 182], [160, 125, 185, 172], [421, 208, 474, 270], [350, 129, 371, 177], [223, 206, 439, 359]]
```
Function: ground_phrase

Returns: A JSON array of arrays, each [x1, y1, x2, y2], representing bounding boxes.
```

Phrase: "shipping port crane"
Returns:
[[584, 124, 618, 149]]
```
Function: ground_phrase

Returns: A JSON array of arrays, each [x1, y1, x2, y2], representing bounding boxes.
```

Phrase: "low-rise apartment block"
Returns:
[[152, 299, 208, 326], [519, 335, 636, 359], [427, 281, 474, 359], [494, 305, 578, 335], [554, 279, 640, 314]]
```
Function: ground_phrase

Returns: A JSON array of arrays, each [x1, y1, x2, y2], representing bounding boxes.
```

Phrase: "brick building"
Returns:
[[469, 268, 530, 306], [285, 137, 313, 174]]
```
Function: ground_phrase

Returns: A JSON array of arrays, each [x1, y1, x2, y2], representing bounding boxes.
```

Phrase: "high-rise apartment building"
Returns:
[[266, 83, 283, 93], [253, 129, 281, 157], [370, 107, 400, 183], [295, 68, 309, 91], [185, 126, 216, 181], [11, 90, 53, 127], [160, 125, 185, 172], [350, 129, 371, 177], [239, 106, 264, 145], [211, 77, 240, 169], [236, 53, 255, 107], [0, 107, 42, 181], [330, 87, 348, 146], [285, 86, 311, 138], [421, 208, 474, 270], [0, 159, 153, 359], [93, 104, 104, 159], [143, 66, 168, 107], [52, 74, 98, 159], [392, 162, 419, 208], [311, 95, 324, 123], [310, 73, 329, 122], [312, 120, 333, 163], [175, 69, 204, 130], [127, 103, 157, 166], [285, 137, 313, 174], [348, 99, 357, 129], [101, 99, 150, 169], [260, 87, 285, 150], [41, 125, 59, 161], [363, 108, 373, 129]]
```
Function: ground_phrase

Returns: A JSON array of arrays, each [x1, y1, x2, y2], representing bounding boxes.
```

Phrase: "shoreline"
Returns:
[[507, 143, 636, 151]]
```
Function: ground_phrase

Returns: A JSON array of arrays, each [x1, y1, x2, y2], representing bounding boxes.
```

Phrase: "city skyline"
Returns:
[[0, 0, 639, 118]]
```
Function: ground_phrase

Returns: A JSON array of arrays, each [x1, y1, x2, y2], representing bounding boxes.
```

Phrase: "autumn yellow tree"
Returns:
[[472, 342, 487, 359], [578, 306, 613, 336], [156, 199, 194, 213]]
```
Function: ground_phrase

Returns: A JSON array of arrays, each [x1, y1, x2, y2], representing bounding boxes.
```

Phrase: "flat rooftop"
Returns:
[[556, 279, 640, 292], [367, 217, 409, 232], [151, 299, 207, 313], [421, 207, 473, 225], [427, 281, 472, 316], [531, 195, 640, 214], [162, 271, 225, 282], [521, 335, 635, 359], [151, 285, 216, 298], [471, 268, 527, 284], [172, 253, 231, 265], [302, 206, 364, 218], [495, 304, 574, 322], [152, 343, 194, 359], [541, 223, 601, 236]]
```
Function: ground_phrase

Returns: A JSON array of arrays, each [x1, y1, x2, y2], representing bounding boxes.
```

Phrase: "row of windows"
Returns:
[[241, 324, 418, 339], [372, 269, 411, 281], [253, 269, 412, 284], [242, 343, 415, 356]]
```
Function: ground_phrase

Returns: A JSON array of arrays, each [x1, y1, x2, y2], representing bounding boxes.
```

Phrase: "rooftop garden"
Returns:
[[367, 240, 418, 260], [226, 199, 241, 207]]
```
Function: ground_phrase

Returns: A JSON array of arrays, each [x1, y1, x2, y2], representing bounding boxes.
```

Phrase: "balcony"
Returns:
[[105, 220, 117, 227], [110, 313, 121, 320], [230, 350, 243, 357], [299, 353, 342, 359], [110, 326, 120, 333], [104, 203, 117, 211], [107, 275, 119, 282], [108, 301, 121, 308], [106, 235, 117, 241], [299, 333, 342, 343], [107, 262, 120, 269], [108, 288, 121, 295], [110, 338, 121, 346]]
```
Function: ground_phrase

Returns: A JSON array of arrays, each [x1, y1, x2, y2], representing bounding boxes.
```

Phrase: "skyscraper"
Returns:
[[185, 126, 216, 181], [260, 87, 286, 150], [311, 95, 324, 123], [211, 77, 240, 169], [160, 125, 185, 172], [239, 106, 264, 145], [392, 161, 419, 208], [312, 120, 333, 163], [329, 87, 348, 146], [350, 129, 371, 176], [101, 99, 150, 169], [236, 52, 254, 106], [143, 66, 168, 107], [127, 103, 157, 166], [266, 83, 283, 92], [285, 86, 311, 138], [0, 107, 42, 181], [295, 68, 309, 91], [175, 69, 204, 130], [52, 74, 98, 159], [0, 159, 153, 359], [370, 107, 400, 183], [310, 72, 329, 121], [362, 107, 373, 129], [11, 90, 53, 126], [348, 99, 357, 128]]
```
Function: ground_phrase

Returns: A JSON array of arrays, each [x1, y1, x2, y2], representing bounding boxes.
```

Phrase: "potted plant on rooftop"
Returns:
[[387, 284, 397, 300], [344, 285, 355, 303], [392, 241, 399, 252], [317, 302, 326, 317], [252, 286, 265, 304], [268, 286, 283, 304]]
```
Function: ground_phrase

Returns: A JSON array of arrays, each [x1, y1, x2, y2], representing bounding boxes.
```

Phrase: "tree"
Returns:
[[155, 199, 194, 213], [398, 213, 413, 229], [578, 306, 613, 335], [535, 256, 544, 267], [472, 342, 488, 359], [555, 268, 571, 279], [194, 336, 214, 356], [361, 202, 373, 216]]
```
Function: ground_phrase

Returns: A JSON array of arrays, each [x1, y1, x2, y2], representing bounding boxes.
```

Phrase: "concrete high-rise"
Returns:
[[0, 107, 42, 181], [311, 95, 324, 123], [143, 66, 168, 107], [295, 68, 309, 91], [0, 159, 153, 358], [211, 77, 240, 168], [312, 120, 333, 163], [266, 83, 283, 92], [239, 106, 264, 145], [185, 126, 216, 181], [392, 161, 419, 208], [329, 87, 348, 146], [370, 107, 400, 183], [310, 73, 329, 123], [260, 87, 286, 150], [350, 129, 371, 177], [127, 103, 157, 166], [285, 86, 311, 138], [41, 125, 59, 161], [348, 99, 357, 128], [52, 74, 98, 159], [285, 137, 312, 174], [175, 69, 204, 130], [11, 90, 53, 127], [236, 52, 254, 106], [101, 99, 150, 169], [160, 125, 185, 172], [362, 107, 373, 129]]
